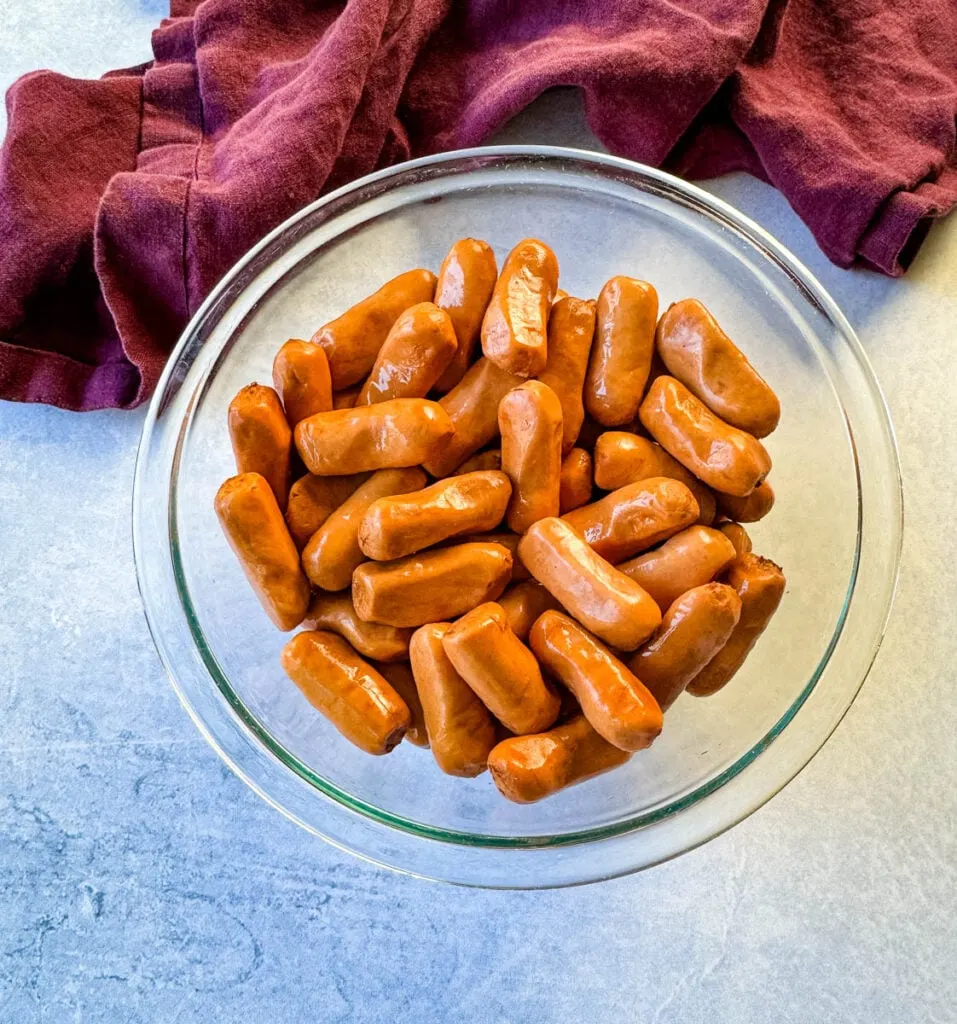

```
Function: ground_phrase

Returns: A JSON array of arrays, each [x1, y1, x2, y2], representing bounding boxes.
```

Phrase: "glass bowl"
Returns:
[[133, 146, 902, 888]]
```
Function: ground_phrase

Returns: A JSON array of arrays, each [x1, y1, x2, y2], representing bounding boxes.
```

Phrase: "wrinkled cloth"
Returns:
[[2, 0, 957, 410]]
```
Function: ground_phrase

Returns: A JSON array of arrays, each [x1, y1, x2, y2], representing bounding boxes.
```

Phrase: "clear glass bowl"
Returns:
[[133, 147, 902, 888]]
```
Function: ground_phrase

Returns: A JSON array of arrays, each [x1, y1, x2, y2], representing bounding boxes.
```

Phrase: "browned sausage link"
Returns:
[[717, 520, 752, 556], [687, 554, 786, 697], [312, 268, 437, 389], [352, 542, 513, 628], [656, 298, 780, 438], [488, 714, 631, 803], [481, 238, 559, 377], [227, 384, 292, 507], [272, 339, 333, 426], [584, 277, 658, 426], [375, 661, 429, 747], [617, 525, 737, 612], [559, 447, 593, 514], [499, 380, 564, 533], [442, 602, 560, 735], [423, 358, 523, 477], [639, 376, 771, 497], [456, 532, 530, 581], [301, 591, 413, 662], [518, 517, 661, 650], [215, 473, 311, 630], [433, 238, 499, 392], [498, 580, 561, 641], [452, 449, 501, 475], [409, 623, 497, 776], [358, 471, 512, 561], [562, 477, 699, 563], [302, 468, 426, 591], [281, 631, 410, 754], [529, 610, 663, 751], [294, 399, 454, 475], [539, 296, 597, 452], [333, 386, 361, 409], [285, 472, 369, 549], [356, 303, 458, 405], [630, 583, 742, 711], [715, 479, 775, 523]]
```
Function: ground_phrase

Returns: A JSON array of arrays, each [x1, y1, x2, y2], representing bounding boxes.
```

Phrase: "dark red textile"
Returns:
[[3, 0, 956, 410]]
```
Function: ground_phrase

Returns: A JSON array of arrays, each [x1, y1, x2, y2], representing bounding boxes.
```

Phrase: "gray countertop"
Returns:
[[2, 4, 955, 1022]]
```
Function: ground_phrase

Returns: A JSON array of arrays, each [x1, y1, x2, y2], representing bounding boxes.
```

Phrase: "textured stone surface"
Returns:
[[2, 6, 956, 1021]]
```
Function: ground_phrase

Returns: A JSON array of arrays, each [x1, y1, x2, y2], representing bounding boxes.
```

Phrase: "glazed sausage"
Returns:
[[453, 449, 501, 475], [433, 239, 499, 392], [352, 542, 513, 627], [488, 714, 631, 803], [285, 472, 368, 549], [499, 380, 564, 533], [442, 602, 560, 735], [539, 297, 596, 452], [301, 591, 413, 662], [617, 525, 737, 612], [687, 554, 786, 696], [423, 358, 523, 477], [302, 468, 426, 590], [715, 480, 775, 523], [639, 376, 771, 497], [215, 473, 311, 630], [227, 384, 292, 506], [356, 303, 458, 405], [333, 386, 361, 409], [281, 631, 410, 754], [529, 610, 662, 751], [656, 299, 780, 437], [272, 339, 333, 426], [294, 399, 454, 475], [312, 268, 437, 388], [717, 520, 752, 556], [358, 470, 512, 561], [409, 623, 497, 776], [498, 580, 561, 641], [559, 447, 593, 514], [584, 277, 658, 426], [375, 661, 429, 747], [630, 583, 742, 710], [455, 531, 530, 581], [518, 517, 661, 650], [481, 239, 559, 377], [562, 477, 699, 563]]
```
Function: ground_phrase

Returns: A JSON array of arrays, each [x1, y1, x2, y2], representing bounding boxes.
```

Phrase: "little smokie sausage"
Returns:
[[295, 399, 454, 475], [356, 303, 458, 405], [656, 298, 780, 438], [374, 661, 429, 747], [617, 525, 737, 612], [559, 447, 593, 514], [481, 238, 559, 377], [687, 554, 786, 697], [499, 380, 564, 533], [488, 714, 631, 803], [272, 339, 333, 426], [352, 542, 513, 628], [456, 532, 530, 581], [284, 472, 368, 549], [717, 520, 752, 557], [530, 610, 663, 751], [442, 602, 560, 735], [518, 517, 661, 650], [433, 238, 499, 392], [281, 631, 410, 754], [423, 358, 523, 477], [301, 592, 413, 662], [630, 583, 741, 710], [312, 268, 437, 388], [359, 471, 511, 561], [215, 473, 311, 630], [302, 468, 426, 591], [453, 449, 501, 475], [584, 277, 658, 426], [409, 623, 497, 776], [562, 477, 699, 563], [227, 384, 292, 506], [498, 580, 561, 641], [538, 297, 597, 452], [715, 479, 775, 523], [639, 376, 771, 497]]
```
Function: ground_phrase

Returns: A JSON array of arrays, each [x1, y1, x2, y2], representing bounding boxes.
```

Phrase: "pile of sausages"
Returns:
[[215, 238, 785, 804]]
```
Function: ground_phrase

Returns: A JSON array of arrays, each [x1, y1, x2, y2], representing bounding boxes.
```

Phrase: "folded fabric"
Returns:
[[2, 0, 956, 410]]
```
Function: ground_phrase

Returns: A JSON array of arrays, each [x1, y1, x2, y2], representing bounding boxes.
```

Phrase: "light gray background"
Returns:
[[2, 3, 955, 1021]]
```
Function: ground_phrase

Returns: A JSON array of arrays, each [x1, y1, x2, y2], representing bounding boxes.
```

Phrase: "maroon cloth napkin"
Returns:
[[3, 0, 957, 411]]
